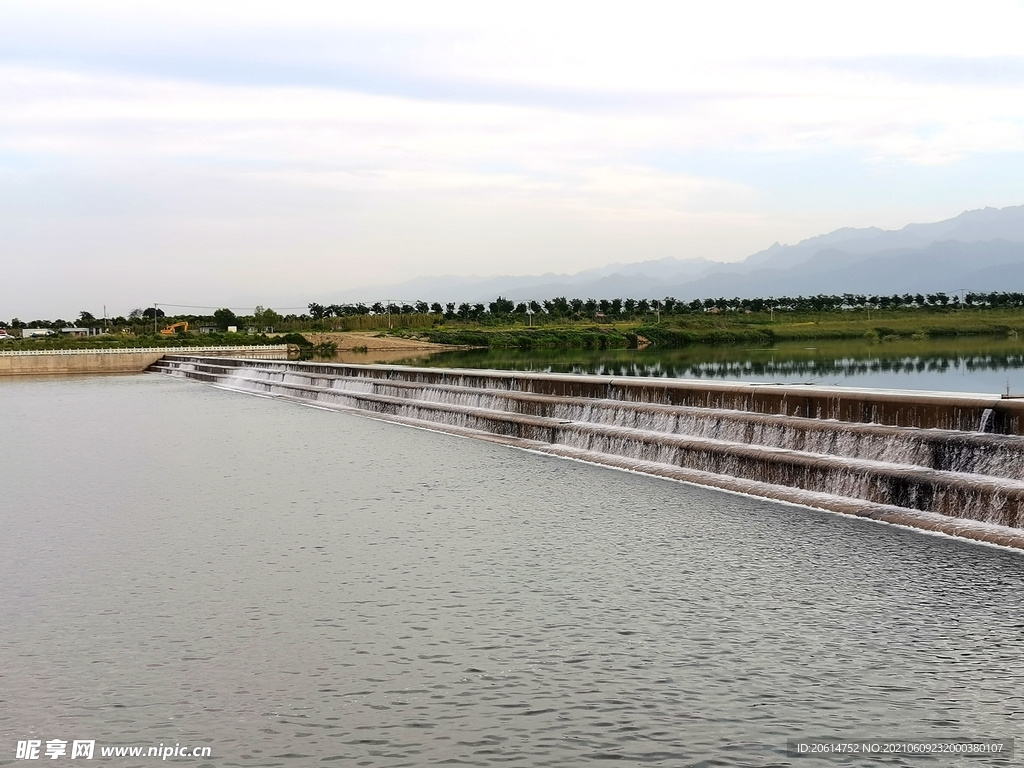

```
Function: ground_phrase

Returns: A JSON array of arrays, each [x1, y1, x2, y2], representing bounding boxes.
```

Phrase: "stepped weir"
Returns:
[[151, 355, 1024, 551]]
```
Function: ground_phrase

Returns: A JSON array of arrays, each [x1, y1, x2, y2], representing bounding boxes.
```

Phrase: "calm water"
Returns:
[[2, 374, 1023, 766], [387, 337, 1024, 394]]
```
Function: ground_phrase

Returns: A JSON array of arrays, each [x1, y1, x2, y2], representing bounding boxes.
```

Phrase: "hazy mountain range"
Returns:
[[330, 204, 1024, 304]]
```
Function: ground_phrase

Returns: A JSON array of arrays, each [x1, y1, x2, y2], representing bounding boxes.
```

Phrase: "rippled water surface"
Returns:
[[2, 375, 1023, 766]]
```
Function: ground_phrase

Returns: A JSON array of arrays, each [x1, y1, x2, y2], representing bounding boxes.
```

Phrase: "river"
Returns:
[[1, 374, 1022, 766], [371, 336, 1024, 395]]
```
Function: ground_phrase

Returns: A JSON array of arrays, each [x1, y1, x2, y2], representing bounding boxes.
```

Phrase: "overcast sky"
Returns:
[[3, 1, 1024, 318]]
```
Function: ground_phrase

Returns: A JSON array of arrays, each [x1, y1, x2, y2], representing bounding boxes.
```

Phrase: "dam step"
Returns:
[[152, 355, 1024, 433], [149, 356, 1024, 549]]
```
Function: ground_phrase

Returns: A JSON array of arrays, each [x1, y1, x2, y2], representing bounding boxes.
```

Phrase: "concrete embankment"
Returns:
[[0, 346, 289, 376], [152, 355, 1024, 550]]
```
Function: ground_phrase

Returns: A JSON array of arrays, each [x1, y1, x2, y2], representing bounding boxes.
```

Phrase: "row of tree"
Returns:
[[4, 306, 286, 332], [7, 292, 1024, 331], [306, 291, 1024, 321]]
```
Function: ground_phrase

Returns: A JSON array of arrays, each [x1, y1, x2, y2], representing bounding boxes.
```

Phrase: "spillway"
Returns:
[[150, 355, 1024, 550]]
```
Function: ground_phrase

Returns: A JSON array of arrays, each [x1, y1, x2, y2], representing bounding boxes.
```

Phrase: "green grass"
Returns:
[[0, 332, 294, 352], [384, 307, 1024, 349]]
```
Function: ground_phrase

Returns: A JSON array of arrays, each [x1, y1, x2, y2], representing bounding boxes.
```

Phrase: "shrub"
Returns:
[[279, 332, 313, 347]]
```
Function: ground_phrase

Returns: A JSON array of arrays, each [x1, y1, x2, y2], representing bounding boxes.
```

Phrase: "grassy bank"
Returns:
[[0, 332, 308, 352], [386, 307, 1024, 349], [12, 308, 1021, 353]]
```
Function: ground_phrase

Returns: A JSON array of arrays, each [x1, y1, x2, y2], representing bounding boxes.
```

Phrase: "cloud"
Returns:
[[2, 1, 1024, 315]]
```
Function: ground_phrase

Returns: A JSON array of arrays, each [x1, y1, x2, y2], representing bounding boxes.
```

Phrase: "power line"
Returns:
[[154, 302, 310, 312]]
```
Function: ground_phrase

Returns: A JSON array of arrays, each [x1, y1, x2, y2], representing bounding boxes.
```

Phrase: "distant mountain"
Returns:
[[743, 205, 1024, 271], [663, 239, 1024, 299], [328, 258, 719, 304], [327, 204, 1024, 304]]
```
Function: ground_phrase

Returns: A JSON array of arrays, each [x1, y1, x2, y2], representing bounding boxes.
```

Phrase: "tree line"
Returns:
[[305, 291, 1024, 322], [3, 306, 284, 332], [6, 291, 1024, 331]]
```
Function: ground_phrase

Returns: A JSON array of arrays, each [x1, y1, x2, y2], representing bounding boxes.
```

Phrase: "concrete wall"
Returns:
[[0, 346, 289, 376]]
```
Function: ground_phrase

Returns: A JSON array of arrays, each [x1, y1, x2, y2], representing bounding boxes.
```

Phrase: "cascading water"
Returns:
[[980, 408, 995, 433], [150, 355, 1024, 549]]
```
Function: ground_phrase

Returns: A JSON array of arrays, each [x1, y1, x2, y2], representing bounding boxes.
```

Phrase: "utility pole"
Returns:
[[154, 303, 158, 335]]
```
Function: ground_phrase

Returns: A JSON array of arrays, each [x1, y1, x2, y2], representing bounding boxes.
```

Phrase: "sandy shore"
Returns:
[[288, 331, 478, 365], [299, 331, 458, 351]]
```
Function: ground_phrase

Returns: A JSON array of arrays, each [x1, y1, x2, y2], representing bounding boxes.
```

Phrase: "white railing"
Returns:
[[0, 345, 289, 357]]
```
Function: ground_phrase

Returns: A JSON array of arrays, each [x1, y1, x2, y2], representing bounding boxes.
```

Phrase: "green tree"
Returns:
[[254, 306, 282, 330], [550, 296, 569, 316], [213, 307, 238, 330], [489, 296, 515, 315]]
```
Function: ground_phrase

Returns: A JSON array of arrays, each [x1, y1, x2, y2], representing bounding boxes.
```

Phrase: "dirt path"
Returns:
[[303, 331, 458, 351]]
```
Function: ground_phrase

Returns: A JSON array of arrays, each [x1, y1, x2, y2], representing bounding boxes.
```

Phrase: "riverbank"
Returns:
[[296, 330, 476, 353], [288, 331, 480, 364], [0, 330, 474, 366], [0, 331, 291, 352], [385, 307, 1024, 349]]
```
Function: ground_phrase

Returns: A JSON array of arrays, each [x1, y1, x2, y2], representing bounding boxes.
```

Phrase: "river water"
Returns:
[[384, 337, 1024, 395], [2, 374, 1023, 766]]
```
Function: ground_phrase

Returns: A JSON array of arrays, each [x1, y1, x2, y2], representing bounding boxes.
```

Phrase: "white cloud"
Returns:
[[2, 1, 1024, 315]]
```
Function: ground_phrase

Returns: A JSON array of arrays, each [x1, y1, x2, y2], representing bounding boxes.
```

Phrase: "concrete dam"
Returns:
[[151, 354, 1024, 551]]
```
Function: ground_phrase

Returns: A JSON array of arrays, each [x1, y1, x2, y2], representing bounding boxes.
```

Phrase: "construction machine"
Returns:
[[159, 321, 189, 336]]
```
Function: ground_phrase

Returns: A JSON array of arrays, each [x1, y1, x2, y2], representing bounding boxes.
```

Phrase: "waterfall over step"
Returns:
[[150, 355, 1024, 551]]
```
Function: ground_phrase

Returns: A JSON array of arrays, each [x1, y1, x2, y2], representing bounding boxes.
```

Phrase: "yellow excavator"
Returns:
[[159, 321, 189, 336]]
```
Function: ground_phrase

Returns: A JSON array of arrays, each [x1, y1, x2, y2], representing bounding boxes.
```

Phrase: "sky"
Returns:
[[2, 1, 1024, 319]]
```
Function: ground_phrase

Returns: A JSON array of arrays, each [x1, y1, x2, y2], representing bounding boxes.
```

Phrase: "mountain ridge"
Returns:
[[325, 204, 1024, 304]]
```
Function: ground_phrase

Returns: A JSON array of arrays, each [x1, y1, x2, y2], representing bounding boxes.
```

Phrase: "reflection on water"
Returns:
[[390, 337, 1024, 394]]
